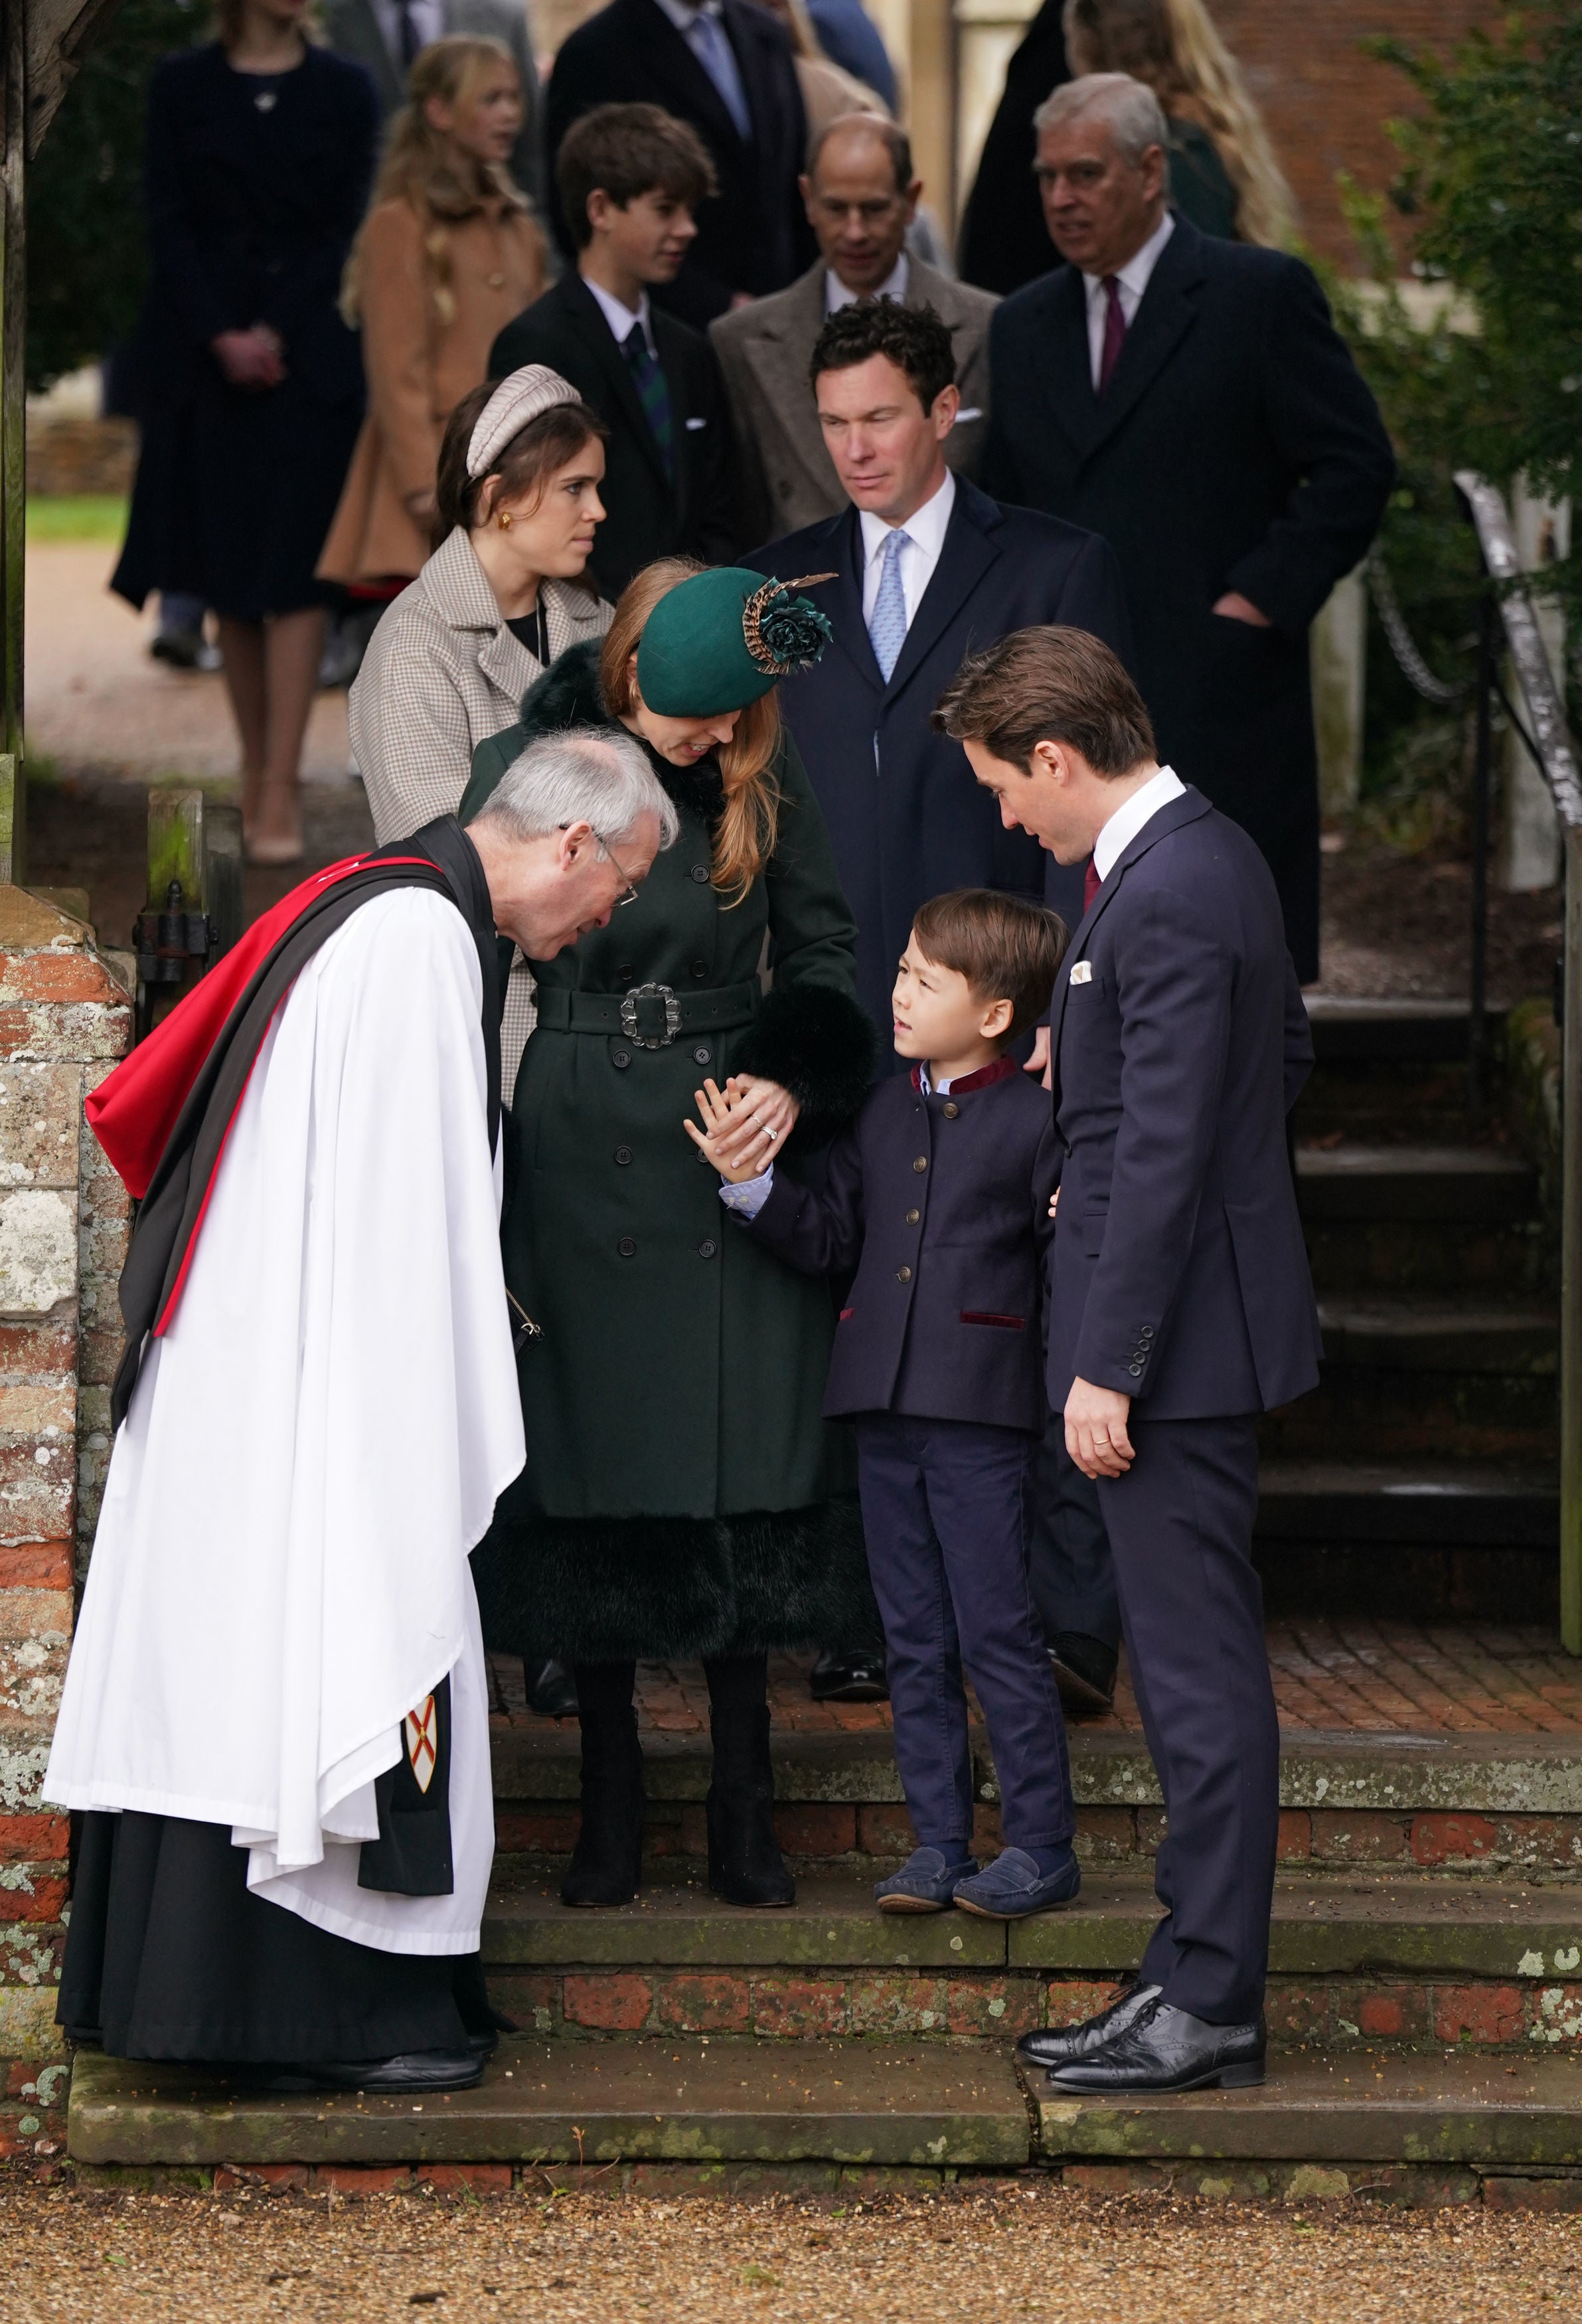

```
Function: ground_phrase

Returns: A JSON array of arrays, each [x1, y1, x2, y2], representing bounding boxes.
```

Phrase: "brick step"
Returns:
[[492, 1725, 1582, 1876], [66, 2039, 1582, 2189], [479, 1865, 1582, 2056]]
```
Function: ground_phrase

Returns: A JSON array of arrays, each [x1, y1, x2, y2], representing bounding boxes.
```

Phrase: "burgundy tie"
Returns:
[[1098, 275, 1127, 393], [1083, 857, 1101, 912]]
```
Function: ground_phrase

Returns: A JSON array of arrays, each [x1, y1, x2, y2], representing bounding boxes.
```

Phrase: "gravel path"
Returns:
[[1, 2181, 1578, 2323]]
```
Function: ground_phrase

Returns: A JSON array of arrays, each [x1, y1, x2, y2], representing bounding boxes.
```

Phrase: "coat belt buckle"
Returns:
[[619, 981, 681, 1049]]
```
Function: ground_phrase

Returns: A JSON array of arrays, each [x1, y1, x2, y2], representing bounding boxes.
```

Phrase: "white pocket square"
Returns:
[[1069, 959, 1093, 985], [684, 416, 708, 430]]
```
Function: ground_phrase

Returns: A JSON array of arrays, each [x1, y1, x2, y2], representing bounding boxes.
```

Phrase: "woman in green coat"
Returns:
[[463, 560, 878, 1910]]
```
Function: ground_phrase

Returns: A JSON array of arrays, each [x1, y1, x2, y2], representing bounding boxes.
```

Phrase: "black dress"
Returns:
[[112, 44, 378, 622]]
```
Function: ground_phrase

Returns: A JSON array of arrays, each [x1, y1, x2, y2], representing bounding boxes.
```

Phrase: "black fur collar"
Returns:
[[516, 639, 724, 829]]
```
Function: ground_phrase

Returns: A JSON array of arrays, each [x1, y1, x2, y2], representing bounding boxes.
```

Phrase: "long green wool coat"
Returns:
[[462, 641, 880, 1665]]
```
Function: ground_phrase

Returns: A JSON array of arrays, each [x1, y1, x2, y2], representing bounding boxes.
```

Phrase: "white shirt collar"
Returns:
[[858, 466, 955, 572], [825, 253, 909, 313], [582, 273, 654, 357], [1092, 764, 1187, 883], [1082, 207, 1174, 295]]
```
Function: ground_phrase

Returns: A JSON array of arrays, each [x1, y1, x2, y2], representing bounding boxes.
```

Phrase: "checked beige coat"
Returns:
[[351, 525, 611, 1091]]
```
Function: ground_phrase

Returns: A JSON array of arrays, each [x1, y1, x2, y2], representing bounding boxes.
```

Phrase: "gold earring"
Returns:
[[497, 509, 513, 530]]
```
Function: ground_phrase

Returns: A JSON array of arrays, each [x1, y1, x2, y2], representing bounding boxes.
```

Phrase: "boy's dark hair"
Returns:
[[911, 888, 1068, 1042], [809, 298, 955, 413], [931, 624, 1156, 777], [556, 104, 718, 251]]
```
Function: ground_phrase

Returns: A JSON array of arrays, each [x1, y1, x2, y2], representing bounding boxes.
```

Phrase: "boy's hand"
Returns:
[[684, 1080, 770, 1185]]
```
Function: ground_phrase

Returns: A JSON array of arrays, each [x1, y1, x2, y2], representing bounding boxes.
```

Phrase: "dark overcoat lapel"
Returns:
[[554, 274, 671, 489]]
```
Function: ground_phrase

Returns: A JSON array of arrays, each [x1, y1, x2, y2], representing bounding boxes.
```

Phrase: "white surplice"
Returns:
[[44, 887, 526, 1954]]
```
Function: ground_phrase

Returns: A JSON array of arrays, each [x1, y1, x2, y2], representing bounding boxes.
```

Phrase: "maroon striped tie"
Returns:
[[1083, 857, 1101, 912]]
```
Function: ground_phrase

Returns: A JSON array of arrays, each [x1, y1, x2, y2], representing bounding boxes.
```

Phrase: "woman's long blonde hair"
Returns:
[[1062, 0, 1294, 248], [601, 560, 781, 906], [343, 36, 531, 327]]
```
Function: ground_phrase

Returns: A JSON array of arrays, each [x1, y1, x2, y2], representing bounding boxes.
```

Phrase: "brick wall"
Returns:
[[0, 892, 129, 2167]]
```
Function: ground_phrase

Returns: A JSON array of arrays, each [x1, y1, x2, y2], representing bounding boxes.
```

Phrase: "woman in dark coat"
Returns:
[[113, 0, 378, 863], [463, 561, 877, 1910]]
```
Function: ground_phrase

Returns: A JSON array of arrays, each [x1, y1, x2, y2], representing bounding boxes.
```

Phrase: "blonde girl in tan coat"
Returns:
[[319, 36, 548, 588]]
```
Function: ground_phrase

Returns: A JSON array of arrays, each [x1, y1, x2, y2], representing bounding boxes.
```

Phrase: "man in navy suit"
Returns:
[[755, 297, 1131, 1050], [935, 623, 1322, 2092]]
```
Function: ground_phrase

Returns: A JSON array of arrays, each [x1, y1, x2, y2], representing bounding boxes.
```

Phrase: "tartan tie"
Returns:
[[1083, 857, 1101, 912], [622, 322, 674, 484], [1098, 274, 1127, 393]]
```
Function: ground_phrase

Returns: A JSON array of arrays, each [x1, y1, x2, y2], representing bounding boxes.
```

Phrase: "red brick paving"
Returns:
[[489, 1621, 1582, 1741]]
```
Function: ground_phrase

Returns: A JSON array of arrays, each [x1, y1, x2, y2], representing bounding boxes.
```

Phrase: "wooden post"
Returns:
[[0, 0, 25, 888], [1563, 823, 1582, 1654]]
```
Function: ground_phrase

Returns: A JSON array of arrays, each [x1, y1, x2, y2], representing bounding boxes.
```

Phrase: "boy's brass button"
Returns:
[[614, 1145, 633, 1166], [942, 1101, 959, 1119], [617, 1236, 637, 1258], [896, 1266, 912, 1283], [912, 1156, 927, 1173], [906, 1208, 919, 1225]]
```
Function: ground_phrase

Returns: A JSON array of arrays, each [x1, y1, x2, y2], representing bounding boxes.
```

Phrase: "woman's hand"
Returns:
[[683, 1079, 771, 1185], [713, 1074, 801, 1171], [212, 327, 286, 390]]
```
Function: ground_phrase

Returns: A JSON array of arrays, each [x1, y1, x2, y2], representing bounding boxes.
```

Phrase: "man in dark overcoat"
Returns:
[[938, 623, 1322, 2090], [544, 0, 815, 328], [981, 71, 1394, 985]]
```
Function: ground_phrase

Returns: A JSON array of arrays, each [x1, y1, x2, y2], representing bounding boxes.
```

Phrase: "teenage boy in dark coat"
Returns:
[[690, 889, 1081, 1922], [489, 105, 737, 600]]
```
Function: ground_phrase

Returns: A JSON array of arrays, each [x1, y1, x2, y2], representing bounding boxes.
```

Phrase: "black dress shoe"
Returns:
[[1048, 1999, 1266, 2092], [254, 2049, 485, 2094], [527, 1657, 579, 1720], [1048, 1632, 1117, 1714], [1015, 1982, 1162, 2071], [809, 1647, 889, 1703]]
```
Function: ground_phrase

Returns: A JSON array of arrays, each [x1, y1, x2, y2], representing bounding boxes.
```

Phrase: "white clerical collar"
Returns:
[[583, 273, 654, 357], [1093, 764, 1186, 882], [1081, 207, 1174, 295], [858, 467, 955, 570], [825, 252, 909, 313]]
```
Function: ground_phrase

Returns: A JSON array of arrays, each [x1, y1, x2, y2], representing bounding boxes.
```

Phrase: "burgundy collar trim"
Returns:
[[909, 1054, 1019, 1098]]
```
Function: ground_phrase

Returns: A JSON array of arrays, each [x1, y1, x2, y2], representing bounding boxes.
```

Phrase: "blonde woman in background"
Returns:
[[1062, 0, 1293, 246], [319, 36, 548, 594]]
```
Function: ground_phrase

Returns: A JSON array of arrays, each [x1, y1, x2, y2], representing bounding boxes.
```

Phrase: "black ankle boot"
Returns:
[[703, 1655, 795, 1908], [562, 1661, 644, 1906]]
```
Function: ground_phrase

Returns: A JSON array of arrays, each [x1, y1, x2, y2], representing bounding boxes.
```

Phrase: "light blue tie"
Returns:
[[867, 528, 911, 682], [688, 8, 752, 141]]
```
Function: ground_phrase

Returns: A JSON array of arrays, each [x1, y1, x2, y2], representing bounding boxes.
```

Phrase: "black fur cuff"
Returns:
[[734, 981, 877, 1147]]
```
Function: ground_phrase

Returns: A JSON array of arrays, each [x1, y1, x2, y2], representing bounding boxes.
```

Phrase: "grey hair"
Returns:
[[473, 726, 680, 854], [1033, 72, 1171, 172], [806, 110, 913, 192]]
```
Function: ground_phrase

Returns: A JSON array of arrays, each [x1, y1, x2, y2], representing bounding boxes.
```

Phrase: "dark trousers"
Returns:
[[1095, 1413, 1278, 2025], [855, 1413, 1075, 1855], [1028, 1411, 1121, 1650]]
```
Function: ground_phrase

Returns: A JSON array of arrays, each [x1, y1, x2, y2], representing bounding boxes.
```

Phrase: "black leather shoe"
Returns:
[[1048, 1999, 1266, 2092], [254, 2049, 485, 2094], [1048, 1632, 1117, 1714], [1015, 1982, 1162, 2071], [527, 1657, 579, 1720], [809, 1647, 889, 1703]]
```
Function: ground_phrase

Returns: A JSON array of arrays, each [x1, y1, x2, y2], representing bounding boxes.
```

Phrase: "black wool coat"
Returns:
[[757, 478, 1133, 1040], [489, 272, 737, 600], [742, 1058, 1060, 1434], [982, 216, 1395, 983], [544, 0, 815, 328], [955, 0, 1069, 295], [1048, 786, 1322, 1419]]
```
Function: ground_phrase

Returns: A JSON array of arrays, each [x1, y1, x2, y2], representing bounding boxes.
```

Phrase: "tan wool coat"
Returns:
[[319, 197, 547, 585]]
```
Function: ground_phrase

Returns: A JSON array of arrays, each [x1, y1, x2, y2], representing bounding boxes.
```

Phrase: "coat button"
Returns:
[[618, 1236, 637, 1257], [905, 1208, 919, 1225], [942, 1101, 959, 1119], [690, 863, 711, 883], [611, 1048, 631, 1069], [690, 959, 709, 979], [1141, 1325, 1155, 1339], [896, 1265, 912, 1283], [1128, 1361, 1143, 1377], [912, 1155, 928, 1173], [614, 1145, 633, 1165], [698, 1238, 718, 1259], [615, 962, 635, 985], [694, 1046, 712, 1065]]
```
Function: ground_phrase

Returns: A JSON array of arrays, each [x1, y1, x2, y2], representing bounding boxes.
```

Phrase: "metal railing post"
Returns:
[[1468, 593, 1494, 1135], [1563, 825, 1582, 1653]]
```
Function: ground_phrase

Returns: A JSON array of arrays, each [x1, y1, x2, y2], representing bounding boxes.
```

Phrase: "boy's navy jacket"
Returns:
[[736, 1056, 1060, 1432]]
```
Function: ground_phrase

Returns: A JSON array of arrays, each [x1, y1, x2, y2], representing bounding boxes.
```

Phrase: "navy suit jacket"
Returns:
[[1047, 785, 1321, 1419], [738, 1058, 1060, 1433], [983, 217, 1394, 983], [757, 478, 1132, 1050]]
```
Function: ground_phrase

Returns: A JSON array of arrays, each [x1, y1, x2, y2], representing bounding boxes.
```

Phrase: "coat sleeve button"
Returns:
[[693, 1046, 712, 1065], [912, 1156, 928, 1173], [614, 1145, 633, 1165], [906, 1208, 919, 1225], [896, 1265, 912, 1283], [942, 1101, 959, 1119], [618, 1236, 637, 1257], [1128, 1361, 1143, 1377], [698, 1238, 718, 1259]]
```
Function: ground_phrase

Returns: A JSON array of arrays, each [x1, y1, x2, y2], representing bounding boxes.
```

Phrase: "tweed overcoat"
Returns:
[[463, 641, 880, 1665]]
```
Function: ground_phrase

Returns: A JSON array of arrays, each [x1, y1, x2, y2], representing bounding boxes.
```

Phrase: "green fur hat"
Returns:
[[636, 566, 834, 716]]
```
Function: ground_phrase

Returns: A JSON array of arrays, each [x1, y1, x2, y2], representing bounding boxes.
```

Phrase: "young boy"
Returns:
[[488, 102, 738, 598], [687, 890, 1079, 1920]]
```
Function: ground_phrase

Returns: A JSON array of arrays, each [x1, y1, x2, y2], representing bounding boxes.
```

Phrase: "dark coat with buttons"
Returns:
[[742, 1057, 1060, 1434], [1047, 784, 1322, 1419], [460, 641, 882, 1667]]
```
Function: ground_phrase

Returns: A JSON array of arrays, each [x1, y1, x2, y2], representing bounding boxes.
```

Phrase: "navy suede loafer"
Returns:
[[952, 1847, 1081, 1920], [874, 1847, 978, 1913]]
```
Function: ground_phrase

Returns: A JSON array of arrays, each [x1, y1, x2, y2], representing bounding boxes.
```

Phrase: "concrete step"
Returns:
[[1304, 999, 1504, 1068], [1255, 1461, 1557, 1548], [1316, 1301, 1555, 1377], [1297, 1145, 1538, 1226]]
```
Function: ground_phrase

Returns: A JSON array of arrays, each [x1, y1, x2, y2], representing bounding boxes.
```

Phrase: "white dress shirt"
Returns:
[[1093, 764, 1187, 883], [370, 0, 445, 65], [858, 468, 955, 629], [826, 254, 909, 314], [583, 274, 657, 361], [1082, 210, 1174, 392]]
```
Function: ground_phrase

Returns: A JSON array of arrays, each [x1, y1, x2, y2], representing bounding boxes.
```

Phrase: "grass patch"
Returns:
[[26, 494, 127, 542]]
